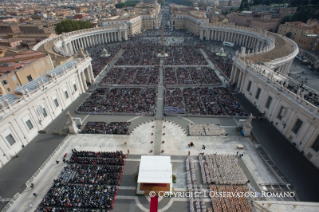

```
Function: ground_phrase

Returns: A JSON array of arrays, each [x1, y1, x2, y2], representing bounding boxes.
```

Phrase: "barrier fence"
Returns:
[[25, 134, 70, 188]]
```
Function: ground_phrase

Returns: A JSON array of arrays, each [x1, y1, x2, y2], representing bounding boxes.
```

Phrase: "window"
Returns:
[[16, 83, 20, 88], [255, 88, 261, 99], [292, 119, 303, 134], [27, 75, 33, 82], [26, 120, 33, 130], [40, 105, 47, 117], [73, 84, 77, 92], [247, 81, 252, 92], [265, 96, 272, 109], [35, 64, 39, 69], [39, 72, 42, 77], [12, 76, 16, 81], [42, 61, 45, 66], [54, 99, 59, 107], [311, 136, 319, 152], [277, 106, 286, 120], [6, 134, 16, 146], [7, 88, 10, 92], [64, 91, 69, 99], [2, 80, 8, 85]]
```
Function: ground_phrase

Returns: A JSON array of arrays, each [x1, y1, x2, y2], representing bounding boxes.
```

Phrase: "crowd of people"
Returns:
[[100, 68, 159, 85], [86, 44, 121, 77], [39, 184, 116, 210], [71, 150, 126, 158], [204, 46, 234, 79], [77, 88, 157, 114], [188, 124, 226, 136], [37, 150, 126, 211], [116, 47, 160, 65], [163, 67, 221, 85], [209, 185, 251, 212], [164, 47, 207, 65], [164, 88, 185, 114], [56, 164, 122, 185], [205, 154, 248, 185], [69, 151, 125, 165], [182, 87, 247, 116], [80, 122, 130, 134]]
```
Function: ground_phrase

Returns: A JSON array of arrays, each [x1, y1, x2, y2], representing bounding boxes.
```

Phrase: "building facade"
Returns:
[[0, 55, 93, 168]]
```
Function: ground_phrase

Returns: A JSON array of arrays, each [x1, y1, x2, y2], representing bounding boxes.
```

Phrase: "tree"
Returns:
[[55, 20, 93, 34], [115, 1, 139, 8], [281, 16, 291, 24], [158, 0, 165, 6], [286, 32, 292, 37]]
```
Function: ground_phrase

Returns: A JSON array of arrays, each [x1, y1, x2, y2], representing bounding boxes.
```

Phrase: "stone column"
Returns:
[[67, 43, 73, 54], [85, 67, 92, 83], [200, 29, 203, 40], [118, 31, 122, 41], [81, 71, 88, 90], [124, 31, 128, 40], [237, 70, 242, 88], [230, 64, 236, 82], [88, 64, 95, 82]]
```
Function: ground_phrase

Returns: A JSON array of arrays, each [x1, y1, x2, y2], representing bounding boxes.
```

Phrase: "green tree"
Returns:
[[55, 20, 93, 34], [158, 0, 165, 6], [281, 16, 291, 24]]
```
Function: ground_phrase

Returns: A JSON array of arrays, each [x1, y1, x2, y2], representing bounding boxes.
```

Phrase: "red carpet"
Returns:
[[150, 196, 158, 212]]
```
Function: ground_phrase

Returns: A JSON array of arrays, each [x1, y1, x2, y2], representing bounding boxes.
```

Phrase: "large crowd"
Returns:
[[80, 122, 130, 134], [163, 67, 221, 85], [116, 47, 160, 65], [164, 47, 207, 65], [37, 150, 125, 212], [77, 88, 157, 114], [162, 87, 247, 116], [204, 46, 234, 79], [164, 88, 185, 114], [100, 68, 159, 85], [86, 44, 121, 77]]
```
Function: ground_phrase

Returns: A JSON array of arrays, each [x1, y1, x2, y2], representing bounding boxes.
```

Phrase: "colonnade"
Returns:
[[200, 29, 265, 52], [61, 30, 128, 55]]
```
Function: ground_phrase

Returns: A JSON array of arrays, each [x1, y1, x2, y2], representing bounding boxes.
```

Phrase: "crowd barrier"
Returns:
[[1, 193, 20, 212], [25, 134, 70, 188], [165, 114, 248, 119]]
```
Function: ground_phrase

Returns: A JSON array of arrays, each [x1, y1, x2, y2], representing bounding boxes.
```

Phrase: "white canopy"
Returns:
[[137, 156, 172, 184]]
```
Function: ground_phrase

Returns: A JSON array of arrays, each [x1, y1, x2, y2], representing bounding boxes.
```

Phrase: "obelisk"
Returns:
[[157, 20, 168, 57]]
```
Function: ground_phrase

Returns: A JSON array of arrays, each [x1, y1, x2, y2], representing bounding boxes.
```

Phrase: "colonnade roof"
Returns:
[[15, 75, 51, 95], [244, 32, 295, 64], [46, 59, 78, 78], [0, 94, 20, 110]]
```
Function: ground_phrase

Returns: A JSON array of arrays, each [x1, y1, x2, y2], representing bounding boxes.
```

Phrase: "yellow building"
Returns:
[[170, 7, 209, 35], [0, 54, 54, 95]]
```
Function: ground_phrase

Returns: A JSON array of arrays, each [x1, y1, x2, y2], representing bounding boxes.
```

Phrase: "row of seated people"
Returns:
[[80, 122, 130, 134], [163, 67, 221, 85], [100, 68, 159, 85], [164, 47, 207, 65], [183, 87, 247, 116], [56, 164, 122, 185], [77, 88, 157, 114], [71, 150, 126, 158], [116, 47, 160, 65], [209, 185, 251, 212], [40, 183, 116, 209]]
